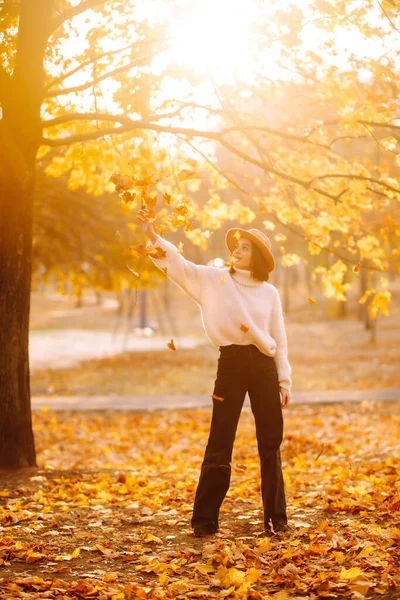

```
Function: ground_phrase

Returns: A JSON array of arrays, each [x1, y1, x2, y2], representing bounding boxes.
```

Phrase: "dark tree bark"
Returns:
[[0, 0, 54, 468]]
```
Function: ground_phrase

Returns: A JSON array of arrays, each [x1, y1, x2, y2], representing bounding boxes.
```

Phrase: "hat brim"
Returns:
[[225, 228, 275, 272]]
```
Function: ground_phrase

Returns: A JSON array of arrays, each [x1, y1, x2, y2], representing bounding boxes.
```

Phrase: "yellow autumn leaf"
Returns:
[[245, 567, 261, 583], [357, 546, 375, 558], [340, 567, 363, 580], [144, 533, 163, 544], [159, 572, 169, 585]]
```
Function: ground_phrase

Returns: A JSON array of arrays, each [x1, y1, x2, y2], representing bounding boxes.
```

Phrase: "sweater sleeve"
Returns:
[[145, 235, 210, 305], [270, 288, 292, 391]]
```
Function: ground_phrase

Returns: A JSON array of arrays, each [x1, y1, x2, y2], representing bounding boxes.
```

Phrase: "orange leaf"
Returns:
[[110, 173, 132, 192], [240, 324, 249, 332], [308, 297, 316, 305], [167, 339, 176, 351]]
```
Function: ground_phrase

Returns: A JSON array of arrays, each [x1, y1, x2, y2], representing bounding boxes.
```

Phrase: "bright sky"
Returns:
[[43, 0, 398, 141]]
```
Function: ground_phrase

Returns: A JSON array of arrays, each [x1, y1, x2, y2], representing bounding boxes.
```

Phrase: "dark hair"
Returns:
[[229, 241, 270, 282]]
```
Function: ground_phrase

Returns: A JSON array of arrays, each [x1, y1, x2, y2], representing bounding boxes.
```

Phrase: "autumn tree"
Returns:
[[1, 0, 400, 468]]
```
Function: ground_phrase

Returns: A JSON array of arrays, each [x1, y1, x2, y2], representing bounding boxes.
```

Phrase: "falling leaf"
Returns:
[[174, 203, 189, 216], [110, 173, 132, 192], [230, 462, 248, 473], [177, 241, 184, 254], [167, 339, 176, 351], [219, 276, 226, 283], [240, 324, 249, 332], [308, 297, 316, 305], [133, 174, 155, 188], [126, 265, 139, 277], [121, 191, 136, 204], [143, 192, 157, 207], [177, 169, 201, 182], [353, 262, 362, 273], [163, 192, 171, 205]]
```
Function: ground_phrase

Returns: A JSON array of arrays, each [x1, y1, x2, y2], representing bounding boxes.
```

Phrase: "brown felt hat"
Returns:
[[225, 228, 275, 272]]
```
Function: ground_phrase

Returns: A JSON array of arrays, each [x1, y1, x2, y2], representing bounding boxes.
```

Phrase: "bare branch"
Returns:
[[44, 43, 133, 91], [377, 0, 400, 34], [51, 0, 110, 34], [309, 173, 400, 195], [41, 109, 190, 128], [307, 118, 400, 138], [44, 54, 152, 98]]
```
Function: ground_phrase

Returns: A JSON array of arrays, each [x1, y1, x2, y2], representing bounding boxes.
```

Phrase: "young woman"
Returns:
[[137, 209, 291, 537]]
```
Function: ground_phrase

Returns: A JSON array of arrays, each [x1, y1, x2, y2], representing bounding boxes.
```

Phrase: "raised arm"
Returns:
[[136, 208, 211, 305]]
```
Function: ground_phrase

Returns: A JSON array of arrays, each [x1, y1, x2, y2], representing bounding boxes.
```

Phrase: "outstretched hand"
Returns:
[[280, 387, 291, 408], [137, 207, 156, 240]]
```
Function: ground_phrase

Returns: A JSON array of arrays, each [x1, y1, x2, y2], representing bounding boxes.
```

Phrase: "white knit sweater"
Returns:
[[146, 235, 292, 391]]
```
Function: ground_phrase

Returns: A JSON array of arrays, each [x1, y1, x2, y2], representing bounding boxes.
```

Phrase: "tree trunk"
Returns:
[[0, 0, 54, 467], [0, 133, 37, 468]]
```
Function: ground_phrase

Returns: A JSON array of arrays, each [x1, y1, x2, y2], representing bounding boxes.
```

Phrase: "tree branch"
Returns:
[[51, 0, 110, 34], [40, 119, 399, 204], [309, 173, 400, 195], [377, 0, 400, 34], [38, 120, 346, 204], [44, 54, 152, 98], [41, 109, 191, 128], [307, 118, 400, 138], [178, 136, 393, 274], [44, 43, 133, 91]]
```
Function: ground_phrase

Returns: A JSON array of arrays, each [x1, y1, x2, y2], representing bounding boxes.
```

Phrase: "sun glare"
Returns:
[[171, 0, 258, 82]]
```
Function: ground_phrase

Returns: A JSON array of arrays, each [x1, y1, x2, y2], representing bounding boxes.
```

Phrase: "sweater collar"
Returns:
[[230, 267, 264, 288]]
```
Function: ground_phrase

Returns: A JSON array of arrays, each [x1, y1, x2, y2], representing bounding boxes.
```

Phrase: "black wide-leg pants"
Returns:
[[191, 344, 287, 530]]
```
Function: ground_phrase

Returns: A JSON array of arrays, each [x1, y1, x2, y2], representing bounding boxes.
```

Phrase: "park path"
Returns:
[[29, 329, 207, 370], [31, 388, 400, 411]]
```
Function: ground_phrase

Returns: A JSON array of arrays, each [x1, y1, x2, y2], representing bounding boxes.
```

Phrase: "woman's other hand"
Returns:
[[280, 387, 291, 408]]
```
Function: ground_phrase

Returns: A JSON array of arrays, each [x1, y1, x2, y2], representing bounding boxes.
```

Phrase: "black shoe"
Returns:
[[273, 521, 292, 535], [261, 522, 274, 537], [193, 525, 217, 537]]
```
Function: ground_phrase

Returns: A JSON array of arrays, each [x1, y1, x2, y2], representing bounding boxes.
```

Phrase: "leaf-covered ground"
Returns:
[[1, 401, 399, 599]]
